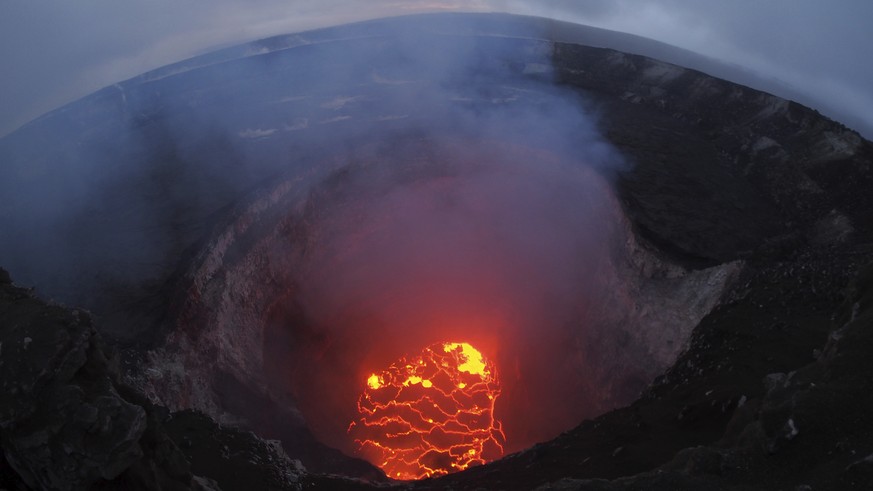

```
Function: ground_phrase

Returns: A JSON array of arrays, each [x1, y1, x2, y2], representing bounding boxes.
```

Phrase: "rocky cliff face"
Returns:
[[525, 262, 873, 491], [0, 268, 304, 490], [0, 268, 149, 489], [552, 43, 873, 266]]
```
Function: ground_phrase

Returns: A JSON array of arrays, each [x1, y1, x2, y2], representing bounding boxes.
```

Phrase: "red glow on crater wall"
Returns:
[[348, 342, 505, 480]]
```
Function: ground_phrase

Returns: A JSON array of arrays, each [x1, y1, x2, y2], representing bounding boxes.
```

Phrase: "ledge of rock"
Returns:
[[0, 267, 303, 491]]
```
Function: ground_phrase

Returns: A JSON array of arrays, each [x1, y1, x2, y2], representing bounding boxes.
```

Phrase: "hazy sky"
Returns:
[[1, 0, 871, 137]]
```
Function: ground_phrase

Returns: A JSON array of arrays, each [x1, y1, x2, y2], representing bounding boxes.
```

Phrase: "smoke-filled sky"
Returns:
[[1, 0, 871, 138]]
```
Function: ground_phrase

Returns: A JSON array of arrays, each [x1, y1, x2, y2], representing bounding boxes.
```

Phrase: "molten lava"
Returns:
[[348, 342, 505, 480]]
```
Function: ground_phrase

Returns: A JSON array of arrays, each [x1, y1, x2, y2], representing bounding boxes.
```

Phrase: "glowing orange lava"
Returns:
[[348, 342, 505, 480]]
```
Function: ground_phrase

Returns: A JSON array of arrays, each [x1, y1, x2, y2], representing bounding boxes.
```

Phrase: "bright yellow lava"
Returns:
[[367, 374, 382, 390], [443, 342, 488, 376], [402, 375, 435, 388]]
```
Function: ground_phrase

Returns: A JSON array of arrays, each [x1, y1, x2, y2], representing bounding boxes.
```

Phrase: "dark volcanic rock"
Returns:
[[551, 43, 873, 266], [527, 261, 873, 491], [0, 269, 147, 489], [0, 269, 303, 490], [163, 410, 304, 491]]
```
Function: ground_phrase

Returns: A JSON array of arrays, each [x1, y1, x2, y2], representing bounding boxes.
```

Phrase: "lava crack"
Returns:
[[348, 342, 505, 480]]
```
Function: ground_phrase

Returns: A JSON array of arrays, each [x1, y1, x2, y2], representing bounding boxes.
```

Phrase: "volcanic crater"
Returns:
[[2, 12, 873, 491], [141, 134, 740, 479]]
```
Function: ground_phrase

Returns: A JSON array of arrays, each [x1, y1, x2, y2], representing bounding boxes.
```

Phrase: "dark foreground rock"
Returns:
[[0, 268, 302, 491], [530, 261, 873, 490]]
